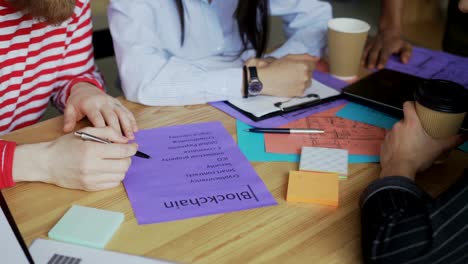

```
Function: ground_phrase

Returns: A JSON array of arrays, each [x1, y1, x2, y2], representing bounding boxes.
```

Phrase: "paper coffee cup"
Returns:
[[327, 18, 370, 80], [414, 79, 468, 162]]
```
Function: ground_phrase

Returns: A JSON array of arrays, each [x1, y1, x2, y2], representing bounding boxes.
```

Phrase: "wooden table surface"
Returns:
[[1, 99, 467, 264]]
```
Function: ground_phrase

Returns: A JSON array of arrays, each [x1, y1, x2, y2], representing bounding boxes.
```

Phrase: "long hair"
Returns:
[[9, 0, 76, 25], [175, 0, 269, 58]]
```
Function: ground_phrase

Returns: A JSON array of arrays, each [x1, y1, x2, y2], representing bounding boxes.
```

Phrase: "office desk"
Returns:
[[1, 99, 467, 263]]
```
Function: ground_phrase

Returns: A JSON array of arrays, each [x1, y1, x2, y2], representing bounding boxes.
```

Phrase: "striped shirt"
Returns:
[[361, 170, 468, 264], [0, 0, 104, 189]]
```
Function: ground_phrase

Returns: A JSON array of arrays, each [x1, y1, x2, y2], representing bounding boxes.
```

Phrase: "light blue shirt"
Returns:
[[109, 0, 332, 106]]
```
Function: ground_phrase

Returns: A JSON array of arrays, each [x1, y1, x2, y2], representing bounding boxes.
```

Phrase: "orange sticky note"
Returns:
[[286, 171, 339, 207]]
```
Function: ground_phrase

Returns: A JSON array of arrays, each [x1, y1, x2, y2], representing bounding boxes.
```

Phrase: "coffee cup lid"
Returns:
[[414, 79, 468, 113]]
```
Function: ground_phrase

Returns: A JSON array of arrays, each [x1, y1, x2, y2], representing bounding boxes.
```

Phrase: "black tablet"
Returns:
[[342, 69, 468, 133]]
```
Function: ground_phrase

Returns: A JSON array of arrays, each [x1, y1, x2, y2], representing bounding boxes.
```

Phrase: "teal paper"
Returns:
[[460, 142, 468, 152], [336, 102, 399, 130], [48, 205, 124, 249], [336, 103, 468, 153], [237, 120, 298, 162], [236, 120, 379, 164]]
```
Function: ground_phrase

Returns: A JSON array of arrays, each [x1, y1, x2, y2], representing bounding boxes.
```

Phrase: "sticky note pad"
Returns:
[[48, 205, 124, 249], [299, 147, 348, 178], [287, 171, 339, 207]]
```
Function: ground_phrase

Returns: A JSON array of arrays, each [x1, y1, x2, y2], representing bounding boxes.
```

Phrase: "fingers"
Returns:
[[63, 106, 77, 133], [442, 135, 467, 151], [366, 43, 382, 70], [87, 110, 106, 128], [79, 126, 129, 143], [400, 42, 412, 64], [362, 40, 373, 66], [102, 108, 121, 137], [94, 143, 138, 159], [95, 159, 133, 174], [377, 49, 392, 69], [115, 106, 138, 139]]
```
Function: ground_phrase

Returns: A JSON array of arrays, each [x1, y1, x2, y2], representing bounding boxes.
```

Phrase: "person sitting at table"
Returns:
[[360, 101, 468, 264], [0, 0, 139, 191], [108, 0, 331, 106], [362, 0, 468, 69]]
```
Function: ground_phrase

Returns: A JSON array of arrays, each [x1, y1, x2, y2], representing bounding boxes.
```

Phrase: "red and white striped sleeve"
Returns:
[[51, 0, 105, 111], [0, 140, 16, 189]]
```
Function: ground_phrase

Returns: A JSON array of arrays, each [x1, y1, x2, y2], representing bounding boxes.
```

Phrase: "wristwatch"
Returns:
[[247, 66, 263, 96]]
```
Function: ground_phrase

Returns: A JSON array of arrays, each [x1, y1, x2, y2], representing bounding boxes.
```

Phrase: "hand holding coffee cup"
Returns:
[[327, 18, 370, 80], [414, 79, 468, 162]]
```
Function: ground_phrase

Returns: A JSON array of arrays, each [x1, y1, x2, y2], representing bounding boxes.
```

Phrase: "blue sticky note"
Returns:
[[236, 120, 379, 164], [336, 102, 399, 129], [48, 205, 124, 249]]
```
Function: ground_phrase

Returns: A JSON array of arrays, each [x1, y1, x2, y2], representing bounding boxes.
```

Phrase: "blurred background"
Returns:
[[41, 0, 447, 120]]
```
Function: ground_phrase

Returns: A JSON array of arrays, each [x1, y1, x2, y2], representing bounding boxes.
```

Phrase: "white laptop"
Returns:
[[0, 192, 173, 264]]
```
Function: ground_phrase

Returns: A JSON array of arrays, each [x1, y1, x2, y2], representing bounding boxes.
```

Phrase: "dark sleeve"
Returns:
[[360, 176, 433, 264], [361, 170, 468, 264]]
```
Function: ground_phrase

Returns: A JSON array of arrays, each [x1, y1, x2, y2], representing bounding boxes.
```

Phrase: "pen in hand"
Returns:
[[74, 131, 151, 159]]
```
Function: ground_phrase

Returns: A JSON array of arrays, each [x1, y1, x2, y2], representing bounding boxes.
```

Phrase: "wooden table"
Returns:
[[1, 99, 467, 263]]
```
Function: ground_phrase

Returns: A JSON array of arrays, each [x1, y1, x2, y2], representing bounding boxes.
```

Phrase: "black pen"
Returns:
[[74, 131, 151, 159], [248, 128, 324, 134]]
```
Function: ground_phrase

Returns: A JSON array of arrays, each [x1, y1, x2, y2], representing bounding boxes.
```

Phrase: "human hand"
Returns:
[[379, 102, 466, 180], [362, 29, 412, 70], [460, 0, 468, 12], [13, 127, 137, 191], [63, 82, 138, 139], [256, 54, 318, 97]]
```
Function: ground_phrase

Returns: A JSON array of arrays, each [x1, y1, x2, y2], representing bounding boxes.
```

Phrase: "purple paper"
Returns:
[[124, 122, 277, 224], [209, 70, 348, 128], [386, 46, 468, 88]]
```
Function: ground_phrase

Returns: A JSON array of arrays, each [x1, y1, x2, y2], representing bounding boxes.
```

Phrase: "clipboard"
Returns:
[[225, 79, 342, 121]]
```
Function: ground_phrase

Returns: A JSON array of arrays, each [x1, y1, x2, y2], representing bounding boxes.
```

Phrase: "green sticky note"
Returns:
[[48, 205, 124, 249]]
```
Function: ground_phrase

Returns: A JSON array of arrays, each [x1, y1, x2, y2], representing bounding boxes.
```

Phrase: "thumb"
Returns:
[[402, 101, 420, 124], [63, 106, 78, 132]]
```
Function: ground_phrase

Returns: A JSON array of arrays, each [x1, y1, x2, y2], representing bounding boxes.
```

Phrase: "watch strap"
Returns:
[[242, 65, 248, 98], [248, 66, 259, 79]]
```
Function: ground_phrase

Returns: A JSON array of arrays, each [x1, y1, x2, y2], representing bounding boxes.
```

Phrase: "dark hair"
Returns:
[[175, 0, 269, 58]]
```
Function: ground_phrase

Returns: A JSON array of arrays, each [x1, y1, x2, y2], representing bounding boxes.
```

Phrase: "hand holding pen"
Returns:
[[17, 127, 140, 191]]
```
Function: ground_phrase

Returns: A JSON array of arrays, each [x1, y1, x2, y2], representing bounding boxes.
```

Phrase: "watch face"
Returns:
[[248, 79, 263, 95]]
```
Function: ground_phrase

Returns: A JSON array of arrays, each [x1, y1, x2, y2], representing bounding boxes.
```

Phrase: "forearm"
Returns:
[[379, 0, 404, 32]]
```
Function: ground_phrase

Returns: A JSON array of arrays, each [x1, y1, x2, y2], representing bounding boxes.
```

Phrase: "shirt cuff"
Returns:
[[65, 77, 106, 101], [360, 176, 432, 208], [0, 141, 17, 189], [206, 67, 243, 100]]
